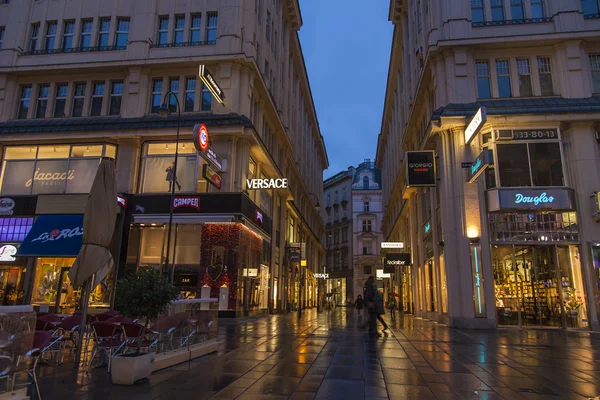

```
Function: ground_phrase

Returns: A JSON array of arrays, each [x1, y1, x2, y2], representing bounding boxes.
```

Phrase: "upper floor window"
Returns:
[[151, 79, 163, 113], [206, 13, 218, 44], [201, 82, 212, 111], [363, 265, 372, 275], [477, 57, 554, 98], [110, 81, 123, 115], [590, 54, 600, 94], [471, 0, 485, 23], [266, 11, 271, 41], [363, 201, 370, 212], [17, 86, 32, 119], [115, 18, 130, 48], [35, 84, 50, 119], [510, 0, 525, 20], [333, 230, 339, 244], [476, 61, 491, 99], [491, 0, 505, 21], [168, 78, 179, 112], [496, 60, 512, 98], [79, 19, 92, 49], [517, 58, 533, 97], [0, 144, 116, 195], [72, 82, 86, 117], [582, 0, 600, 17], [44, 22, 57, 51], [30, 23, 39, 52], [531, 0, 545, 18], [140, 142, 207, 194], [362, 220, 372, 232], [90, 82, 105, 116], [185, 77, 196, 112], [363, 176, 369, 189], [537, 57, 554, 96], [342, 227, 348, 242], [97, 18, 110, 47], [62, 20, 75, 50], [495, 141, 563, 187], [157, 16, 169, 45], [54, 84, 68, 118], [0, 26, 5, 49], [174, 15, 185, 44], [190, 15, 201, 42]]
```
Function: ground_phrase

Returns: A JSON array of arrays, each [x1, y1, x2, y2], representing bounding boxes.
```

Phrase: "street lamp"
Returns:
[[298, 192, 320, 318], [156, 91, 181, 283]]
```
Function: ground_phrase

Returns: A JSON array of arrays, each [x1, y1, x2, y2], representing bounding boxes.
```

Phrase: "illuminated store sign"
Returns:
[[465, 107, 486, 145], [246, 178, 288, 190], [0, 245, 17, 261], [193, 124, 210, 152], [199, 65, 225, 105], [202, 147, 223, 171], [202, 164, 222, 189], [381, 242, 404, 249], [315, 273, 329, 279], [384, 253, 411, 273], [424, 222, 431, 234], [0, 198, 15, 216], [173, 196, 200, 211], [376, 269, 391, 279], [406, 151, 436, 187], [467, 149, 493, 184], [486, 188, 575, 212]]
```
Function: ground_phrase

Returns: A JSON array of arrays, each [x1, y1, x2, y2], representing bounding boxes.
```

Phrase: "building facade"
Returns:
[[377, 0, 600, 329], [0, 0, 328, 316]]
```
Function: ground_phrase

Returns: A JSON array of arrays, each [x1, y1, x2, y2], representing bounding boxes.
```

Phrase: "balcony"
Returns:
[[22, 45, 126, 56], [584, 13, 600, 19], [472, 17, 552, 27], [150, 40, 215, 48]]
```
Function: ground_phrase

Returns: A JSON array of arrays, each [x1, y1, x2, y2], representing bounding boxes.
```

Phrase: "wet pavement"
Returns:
[[36, 308, 600, 399]]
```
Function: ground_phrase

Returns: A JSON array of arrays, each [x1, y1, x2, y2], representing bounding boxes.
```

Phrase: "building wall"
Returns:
[[377, 0, 600, 329]]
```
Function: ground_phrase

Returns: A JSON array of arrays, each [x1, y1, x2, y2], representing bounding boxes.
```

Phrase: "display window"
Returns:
[[0, 267, 26, 305], [0, 144, 116, 195]]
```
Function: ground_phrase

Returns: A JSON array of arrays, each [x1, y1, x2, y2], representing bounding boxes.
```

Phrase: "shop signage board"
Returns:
[[201, 147, 224, 172], [243, 268, 258, 277], [288, 252, 301, 262], [315, 273, 329, 279], [384, 253, 411, 273], [192, 124, 210, 152], [467, 148, 493, 183], [173, 196, 200, 211], [18, 214, 84, 257], [0, 245, 17, 261], [406, 151, 436, 187], [0, 198, 15, 216], [174, 274, 198, 287], [511, 128, 558, 140], [486, 188, 576, 212], [381, 242, 404, 249], [464, 107, 486, 145], [376, 269, 391, 279], [202, 164, 222, 189], [246, 178, 288, 190], [199, 65, 225, 105]]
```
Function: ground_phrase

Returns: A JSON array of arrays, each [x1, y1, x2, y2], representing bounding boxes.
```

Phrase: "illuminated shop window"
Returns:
[[0, 217, 34, 242]]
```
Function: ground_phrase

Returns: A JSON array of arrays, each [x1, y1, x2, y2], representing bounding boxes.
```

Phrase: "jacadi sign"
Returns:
[[487, 188, 576, 212]]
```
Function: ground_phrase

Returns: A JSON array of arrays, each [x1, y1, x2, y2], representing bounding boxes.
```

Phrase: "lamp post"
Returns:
[[156, 92, 181, 283], [298, 192, 320, 318]]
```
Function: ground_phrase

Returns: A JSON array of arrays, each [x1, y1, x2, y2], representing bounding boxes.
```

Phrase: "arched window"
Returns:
[[363, 176, 369, 189]]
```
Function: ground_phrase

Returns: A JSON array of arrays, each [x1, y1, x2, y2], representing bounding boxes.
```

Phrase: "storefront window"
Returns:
[[496, 142, 563, 187], [489, 212, 578, 243], [141, 142, 208, 194], [0, 218, 33, 242], [0, 144, 116, 195]]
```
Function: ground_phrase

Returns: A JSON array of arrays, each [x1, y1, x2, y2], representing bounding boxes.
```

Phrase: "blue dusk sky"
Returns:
[[298, 1, 393, 179]]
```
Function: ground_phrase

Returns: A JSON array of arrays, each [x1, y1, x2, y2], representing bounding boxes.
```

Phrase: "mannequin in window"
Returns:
[[165, 161, 181, 191]]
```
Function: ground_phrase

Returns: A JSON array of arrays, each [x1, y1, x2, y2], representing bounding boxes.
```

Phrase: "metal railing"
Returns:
[[22, 45, 126, 56], [472, 17, 552, 27], [150, 40, 215, 48]]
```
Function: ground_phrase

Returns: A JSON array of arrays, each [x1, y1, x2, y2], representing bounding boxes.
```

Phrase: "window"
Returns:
[[30, 23, 40, 52], [168, 78, 179, 112], [151, 79, 163, 113], [266, 11, 271, 41], [363, 176, 369, 189], [174, 15, 185, 44], [109, 81, 123, 115], [363, 201, 370, 212], [0, 218, 34, 242], [496, 60, 512, 98], [0, 144, 115, 195], [363, 265, 372, 275], [510, 0, 525, 19], [206, 13, 218, 44], [491, 0, 505, 21], [53, 84, 68, 117], [517, 58, 533, 97], [17, 86, 32, 119], [44, 22, 57, 51], [590, 54, 600, 94], [362, 220, 372, 232], [496, 142, 563, 187], [471, 0, 485, 22], [97, 18, 110, 47], [90, 82, 104, 116], [184, 77, 196, 112], [140, 142, 206, 194], [476, 61, 491, 99], [190, 14, 201, 42], [62, 20, 75, 50], [341, 227, 348, 242], [0, 26, 5, 49], [115, 18, 129, 48], [582, 0, 600, 16], [537, 57, 554, 96], [157, 16, 169, 45], [333, 231, 339, 245], [531, 0, 544, 18], [363, 246, 372, 255], [71, 82, 86, 117], [35, 84, 50, 118], [79, 19, 92, 49], [201, 83, 212, 111]]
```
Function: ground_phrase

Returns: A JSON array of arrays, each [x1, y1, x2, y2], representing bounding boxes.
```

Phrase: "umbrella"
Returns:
[[68, 158, 117, 289]]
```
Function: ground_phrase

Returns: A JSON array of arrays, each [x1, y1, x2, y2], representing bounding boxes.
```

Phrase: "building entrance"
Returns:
[[492, 245, 587, 328]]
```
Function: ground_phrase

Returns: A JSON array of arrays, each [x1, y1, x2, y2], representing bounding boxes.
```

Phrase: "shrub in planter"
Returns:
[[111, 268, 179, 385]]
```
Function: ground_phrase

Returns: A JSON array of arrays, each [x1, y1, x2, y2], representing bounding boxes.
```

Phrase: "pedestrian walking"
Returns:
[[374, 290, 389, 331], [355, 295, 365, 319], [388, 296, 397, 321]]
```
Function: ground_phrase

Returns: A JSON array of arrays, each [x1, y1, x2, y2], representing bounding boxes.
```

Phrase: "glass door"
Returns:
[[533, 247, 562, 327]]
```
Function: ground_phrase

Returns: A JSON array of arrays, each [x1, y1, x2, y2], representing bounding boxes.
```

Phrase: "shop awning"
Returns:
[[17, 215, 84, 257]]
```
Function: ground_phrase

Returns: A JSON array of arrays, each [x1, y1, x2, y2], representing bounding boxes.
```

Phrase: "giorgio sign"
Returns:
[[406, 151, 436, 187], [486, 188, 576, 212]]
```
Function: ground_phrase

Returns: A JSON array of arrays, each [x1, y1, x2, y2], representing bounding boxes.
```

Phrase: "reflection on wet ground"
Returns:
[[36, 309, 600, 399]]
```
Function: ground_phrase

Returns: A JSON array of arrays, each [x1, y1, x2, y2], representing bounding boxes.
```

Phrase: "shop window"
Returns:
[[496, 142, 563, 187], [140, 142, 207, 194], [489, 212, 579, 243], [0, 144, 116, 195], [0, 217, 34, 242]]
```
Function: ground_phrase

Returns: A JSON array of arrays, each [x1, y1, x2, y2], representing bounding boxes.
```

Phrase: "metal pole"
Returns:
[[163, 91, 181, 283], [75, 276, 92, 368]]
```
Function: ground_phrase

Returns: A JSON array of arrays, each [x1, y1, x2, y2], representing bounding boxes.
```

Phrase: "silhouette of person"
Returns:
[[165, 162, 181, 191]]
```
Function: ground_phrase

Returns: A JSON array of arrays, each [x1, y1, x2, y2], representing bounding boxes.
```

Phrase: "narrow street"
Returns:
[[38, 309, 600, 399]]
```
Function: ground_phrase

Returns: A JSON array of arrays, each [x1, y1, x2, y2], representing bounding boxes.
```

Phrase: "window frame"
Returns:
[[0, 26, 5, 49], [97, 17, 111, 47], [109, 80, 123, 116], [491, 0, 505, 21], [53, 83, 68, 118], [114, 17, 130, 48], [30, 23, 40, 52], [531, 0, 545, 19], [590, 53, 600, 94], [190, 14, 201, 43], [537, 56, 554, 96], [476, 60, 492, 99], [79, 19, 93, 50], [61, 20, 75, 50], [71, 82, 87, 117], [173, 15, 185, 44], [206, 13, 218, 44], [150, 78, 163, 114], [496, 59, 512, 98], [516, 58, 533, 97], [184, 77, 196, 112], [510, 0, 525, 20], [157, 16, 169, 45], [34, 84, 50, 119], [17, 85, 32, 119], [90, 81, 105, 116], [44, 21, 58, 51]]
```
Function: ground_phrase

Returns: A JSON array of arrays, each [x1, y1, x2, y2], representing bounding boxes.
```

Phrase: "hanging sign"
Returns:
[[199, 65, 225, 105], [288, 252, 301, 262], [376, 269, 391, 279], [202, 164, 222, 189], [381, 242, 404, 249], [406, 151, 436, 187], [192, 124, 210, 152], [0, 245, 17, 262], [464, 107, 487, 145], [315, 273, 329, 279], [384, 253, 412, 273], [201, 147, 224, 171], [467, 149, 493, 183]]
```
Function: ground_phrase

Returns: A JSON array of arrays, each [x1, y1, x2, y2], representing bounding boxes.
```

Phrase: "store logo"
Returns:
[[471, 158, 482, 175], [31, 227, 83, 243], [0, 198, 15, 216], [424, 222, 431, 234], [315, 273, 329, 279], [173, 196, 200, 211], [386, 260, 407, 266], [25, 168, 75, 187], [246, 178, 288, 189], [408, 163, 433, 170], [255, 209, 263, 224], [0, 245, 17, 261], [515, 192, 554, 206]]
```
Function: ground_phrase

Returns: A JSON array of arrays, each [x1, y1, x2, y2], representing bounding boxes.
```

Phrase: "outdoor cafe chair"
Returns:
[[171, 313, 198, 348], [38, 314, 62, 324], [88, 322, 123, 373], [149, 316, 180, 352], [121, 323, 157, 354], [105, 316, 133, 325], [56, 315, 82, 364]]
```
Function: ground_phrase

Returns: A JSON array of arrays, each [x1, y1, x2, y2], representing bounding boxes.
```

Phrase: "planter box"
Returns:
[[0, 388, 28, 400], [111, 353, 155, 385], [153, 339, 218, 372]]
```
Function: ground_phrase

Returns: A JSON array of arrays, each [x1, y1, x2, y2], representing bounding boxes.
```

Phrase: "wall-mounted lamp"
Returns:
[[466, 226, 480, 239]]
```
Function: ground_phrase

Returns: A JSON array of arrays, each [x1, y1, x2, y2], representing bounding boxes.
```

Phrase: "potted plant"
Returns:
[[111, 268, 179, 385]]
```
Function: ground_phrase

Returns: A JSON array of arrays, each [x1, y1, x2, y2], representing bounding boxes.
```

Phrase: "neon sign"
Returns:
[[515, 192, 554, 206]]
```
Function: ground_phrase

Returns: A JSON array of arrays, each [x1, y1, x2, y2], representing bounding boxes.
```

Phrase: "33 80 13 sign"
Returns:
[[512, 129, 558, 140]]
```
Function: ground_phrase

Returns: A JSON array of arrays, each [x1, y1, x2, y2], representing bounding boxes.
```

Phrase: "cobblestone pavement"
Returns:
[[36, 308, 600, 399]]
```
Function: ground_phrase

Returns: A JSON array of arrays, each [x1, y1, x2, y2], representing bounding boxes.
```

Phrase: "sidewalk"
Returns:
[[35, 309, 600, 399]]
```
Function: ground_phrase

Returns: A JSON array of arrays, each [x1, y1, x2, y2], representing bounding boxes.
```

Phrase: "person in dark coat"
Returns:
[[364, 276, 378, 335], [373, 290, 389, 331], [165, 161, 181, 191], [355, 295, 365, 319]]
